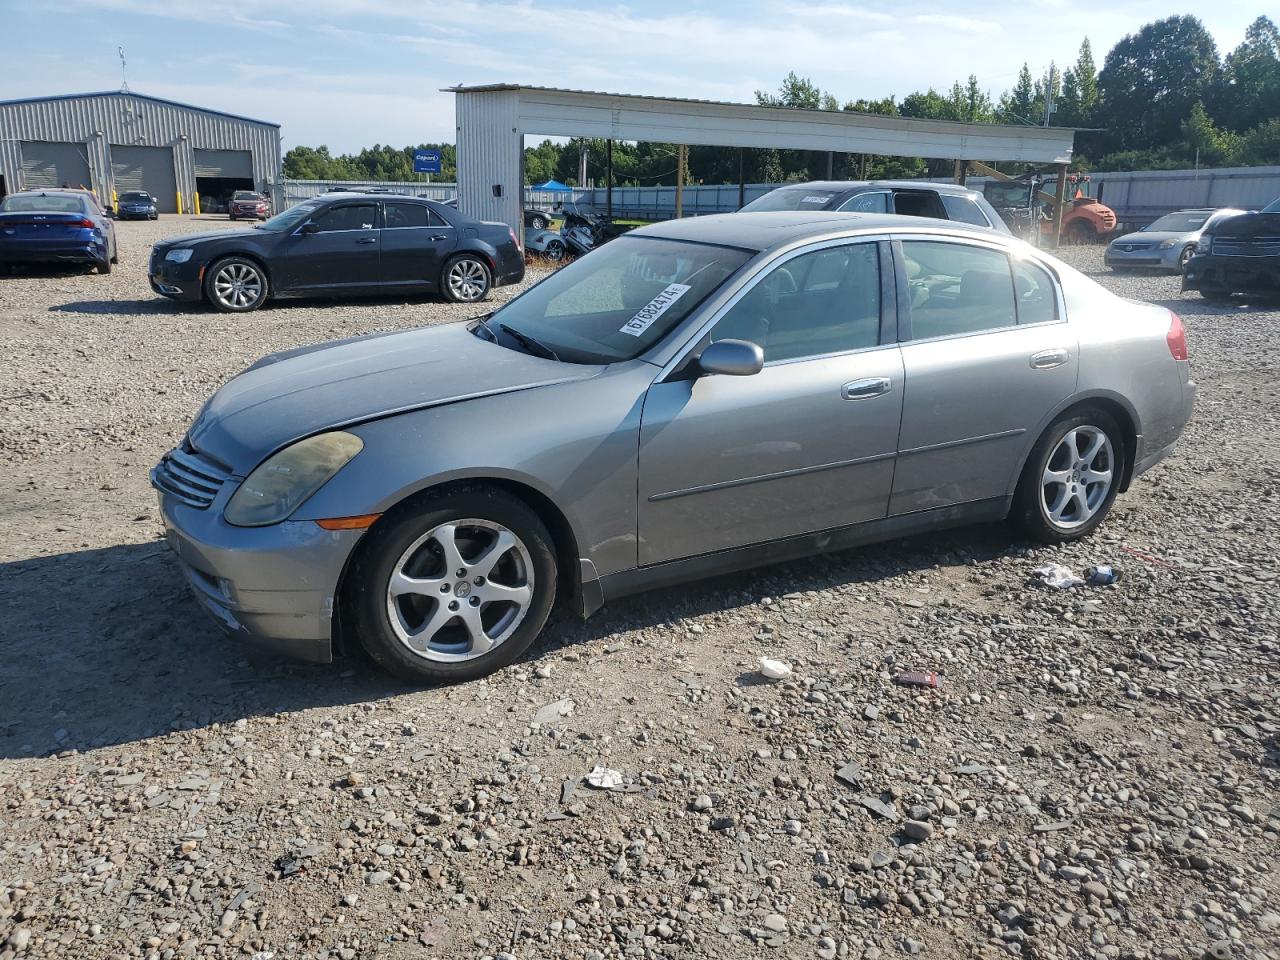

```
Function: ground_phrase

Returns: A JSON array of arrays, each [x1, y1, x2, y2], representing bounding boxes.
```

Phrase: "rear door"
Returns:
[[890, 236, 1076, 515], [379, 201, 456, 288], [274, 201, 380, 292], [890, 190, 948, 220]]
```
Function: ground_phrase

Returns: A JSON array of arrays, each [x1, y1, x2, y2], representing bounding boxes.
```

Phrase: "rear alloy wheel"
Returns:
[[205, 257, 268, 313], [529, 214, 550, 230], [1015, 410, 1124, 543], [442, 254, 492, 303], [348, 488, 557, 683]]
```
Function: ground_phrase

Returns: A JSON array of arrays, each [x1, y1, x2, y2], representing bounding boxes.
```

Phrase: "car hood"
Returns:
[[1208, 211, 1280, 239], [1111, 230, 1186, 245], [157, 229, 263, 249], [188, 321, 599, 473]]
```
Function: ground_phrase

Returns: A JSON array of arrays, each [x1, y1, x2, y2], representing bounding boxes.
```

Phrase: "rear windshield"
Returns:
[[1144, 212, 1210, 232], [741, 188, 842, 212], [486, 236, 752, 363], [0, 194, 87, 214], [121, 192, 152, 202]]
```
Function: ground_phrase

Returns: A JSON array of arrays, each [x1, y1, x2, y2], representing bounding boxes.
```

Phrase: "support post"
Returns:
[[954, 160, 967, 185], [675, 144, 686, 219], [1051, 163, 1068, 249], [606, 139, 613, 221], [826, 151, 833, 179], [737, 148, 745, 210]]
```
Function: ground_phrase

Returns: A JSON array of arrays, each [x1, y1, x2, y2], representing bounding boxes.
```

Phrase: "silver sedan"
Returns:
[[154, 212, 1196, 683], [1105, 208, 1243, 272]]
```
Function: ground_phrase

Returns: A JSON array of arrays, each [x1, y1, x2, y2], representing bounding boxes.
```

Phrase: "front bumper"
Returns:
[[149, 257, 205, 301], [1182, 253, 1279, 296], [153, 476, 365, 663], [1105, 245, 1181, 270], [118, 208, 156, 219]]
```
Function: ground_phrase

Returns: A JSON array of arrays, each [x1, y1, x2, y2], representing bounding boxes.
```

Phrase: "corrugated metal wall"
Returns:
[[455, 90, 523, 245], [0, 92, 282, 211]]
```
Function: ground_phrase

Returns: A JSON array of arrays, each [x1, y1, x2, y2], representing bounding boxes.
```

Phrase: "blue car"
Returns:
[[117, 190, 159, 221], [0, 189, 119, 274]]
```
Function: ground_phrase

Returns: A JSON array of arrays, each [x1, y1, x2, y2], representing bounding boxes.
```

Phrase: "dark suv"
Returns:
[[739, 180, 1009, 233], [1182, 196, 1280, 301]]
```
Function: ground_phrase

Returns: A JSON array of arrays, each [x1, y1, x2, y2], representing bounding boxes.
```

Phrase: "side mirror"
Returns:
[[698, 339, 764, 377], [299, 221, 320, 235]]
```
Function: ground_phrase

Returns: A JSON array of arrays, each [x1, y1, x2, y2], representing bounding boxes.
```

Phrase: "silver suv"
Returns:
[[740, 180, 1009, 233]]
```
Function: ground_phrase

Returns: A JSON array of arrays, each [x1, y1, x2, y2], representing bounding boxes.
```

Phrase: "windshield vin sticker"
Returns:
[[801, 195, 833, 204], [620, 283, 692, 337]]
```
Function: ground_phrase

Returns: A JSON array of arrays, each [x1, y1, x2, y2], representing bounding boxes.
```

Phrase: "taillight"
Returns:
[[1167, 311, 1189, 361], [76, 218, 95, 228], [509, 226, 519, 247]]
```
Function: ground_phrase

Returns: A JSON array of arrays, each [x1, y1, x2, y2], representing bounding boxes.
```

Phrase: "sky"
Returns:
[[2, 0, 1266, 153]]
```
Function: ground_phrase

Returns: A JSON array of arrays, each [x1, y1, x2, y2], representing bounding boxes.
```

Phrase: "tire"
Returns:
[[96, 257, 112, 275], [346, 487, 558, 683], [1066, 220, 1094, 245], [544, 239, 566, 262], [228, 214, 237, 221], [530, 214, 549, 230], [1013, 409, 1125, 544], [441, 253, 492, 303], [204, 256, 269, 313], [1178, 245, 1195, 270]]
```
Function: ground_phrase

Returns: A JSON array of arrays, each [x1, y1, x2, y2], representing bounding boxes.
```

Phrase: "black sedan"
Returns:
[[148, 193, 525, 312], [116, 191, 159, 221]]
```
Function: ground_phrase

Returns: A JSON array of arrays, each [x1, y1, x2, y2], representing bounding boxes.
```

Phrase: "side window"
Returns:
[[383, 202, 431, 229], [837, 192, 889, 213], [427, 208, 449, 227], [314, 204, 376, 232], [901, 240, 1016, 340], [892, 191, 947, 219], [940, 194, 992, 228], [1012, 258, 1058, 325], [711, 243, 881, 362]]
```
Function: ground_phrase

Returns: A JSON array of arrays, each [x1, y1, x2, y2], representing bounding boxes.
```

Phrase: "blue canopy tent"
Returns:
[[531, 179, 573, 192]]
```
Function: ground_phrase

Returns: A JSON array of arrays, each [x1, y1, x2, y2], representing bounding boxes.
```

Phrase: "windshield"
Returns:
[[486, 236, 752, 363], [1263, 197, 1280, 214], [740, 188, 841, 212], [121, 192, 151, 202], [232, 191, 260, 200], [0, 194, 86, 214], [1144, 212, 1209, 232], [257, 201, 319, 232]]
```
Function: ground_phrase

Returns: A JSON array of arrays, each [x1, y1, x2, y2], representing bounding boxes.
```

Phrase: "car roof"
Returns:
[[8, 189, 90, 197], [768, 179, 982, 196], [631, 211, 993, 252]]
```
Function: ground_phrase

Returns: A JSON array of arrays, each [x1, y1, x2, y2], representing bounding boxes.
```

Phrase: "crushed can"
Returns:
[[1085, 565, 1119, 586], [896, 670, 942, 689]]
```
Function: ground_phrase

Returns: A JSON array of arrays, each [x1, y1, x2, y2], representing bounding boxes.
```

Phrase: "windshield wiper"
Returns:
[[497, 323, 559, 361]]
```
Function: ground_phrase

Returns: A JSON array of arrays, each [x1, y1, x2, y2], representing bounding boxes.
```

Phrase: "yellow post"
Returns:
[[176, 192, 183, 215], [112, 188, 118, 206], [193, 193, 201, 215]]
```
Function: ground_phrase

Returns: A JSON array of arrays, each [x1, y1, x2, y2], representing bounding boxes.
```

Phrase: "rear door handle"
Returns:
[[428, 234, 449, 241], [1030, 348, 1069, 369], [355, 237, 377, 245], [841, 377, 892, 400]]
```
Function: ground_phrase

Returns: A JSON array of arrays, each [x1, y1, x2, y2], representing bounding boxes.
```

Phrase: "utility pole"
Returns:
[[675, 144, 687, 219], [1042, 63, 1057, 127]]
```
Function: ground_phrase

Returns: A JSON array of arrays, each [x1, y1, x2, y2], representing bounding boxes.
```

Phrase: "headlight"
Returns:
[[165, 249, 194, 263], [1196, 238, 1211, 253], [1158, 238, 1178, 249], [225, 431, 364, 527]]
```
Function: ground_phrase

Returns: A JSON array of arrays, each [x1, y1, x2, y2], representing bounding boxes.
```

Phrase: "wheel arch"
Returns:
[[202, 250, 274, 302], [1010, 391, 1140, 498]]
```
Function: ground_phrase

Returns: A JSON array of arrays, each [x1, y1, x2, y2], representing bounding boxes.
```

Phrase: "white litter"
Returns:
[[759, 658, 793, 681], [1034, 564, 1084, 590], [585, 765, 625, 790], [532, 698, 575, 725]]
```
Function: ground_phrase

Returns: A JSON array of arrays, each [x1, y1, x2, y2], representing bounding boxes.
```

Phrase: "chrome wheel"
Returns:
[[446, 257, 488, 301], [1179, 245, 1195, 269], [212, 262, 264, 310], [545, 239, 566, 262], [1040, 426, 1114, 530], [385, 519, 534, 662]]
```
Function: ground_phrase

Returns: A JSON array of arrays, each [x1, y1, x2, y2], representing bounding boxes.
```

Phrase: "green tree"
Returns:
[[755, 71, 828, 110], [997, 64, 1036, 124], [1237, 118, 1280, 164], [1096, 16, 1220, 153], [1218, 16, 1280, 132], [1059, 39, 1099, 127], [1181, 101, 1240, 165]]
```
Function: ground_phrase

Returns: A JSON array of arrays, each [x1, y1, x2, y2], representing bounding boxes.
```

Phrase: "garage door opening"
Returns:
[[110, 144, 177, 213], [0, 175, 7, 202], [196, 176, 255, 214]]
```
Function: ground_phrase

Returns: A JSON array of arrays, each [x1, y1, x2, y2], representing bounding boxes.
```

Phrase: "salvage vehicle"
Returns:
[[741, 180, 1009, 234], [0, 189, 118, 274], [524, 226, 566, 261], [149, 193, 523, 311], [116, 190, 159, 221], [1182, 196, 1280, 301], [228, 191, 270, 221], [154, 211, 1196, 683], [1105, 208, 1244, 272], [983, 173, 1117, 244]]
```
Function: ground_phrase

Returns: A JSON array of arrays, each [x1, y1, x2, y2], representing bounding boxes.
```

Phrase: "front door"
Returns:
[[276, 201, 380, 293], [638, 240, 904, 565], [379, 200, 457, 287], [890, 237, 1077, 515]]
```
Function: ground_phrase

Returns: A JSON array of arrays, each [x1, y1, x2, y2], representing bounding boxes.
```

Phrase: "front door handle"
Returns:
[[428, 234, 449, 241], [841, 377, 892, 400], [1030, 348, 1069, 369], [355, 237, 377, 245]]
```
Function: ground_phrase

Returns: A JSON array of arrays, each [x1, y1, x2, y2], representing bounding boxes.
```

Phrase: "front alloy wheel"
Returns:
[[442, 255, 492, 303], [206, 258, 268, 312]]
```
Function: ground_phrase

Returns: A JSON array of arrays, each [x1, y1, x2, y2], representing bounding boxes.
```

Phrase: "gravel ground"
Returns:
[[0, 216, 1276, 960]]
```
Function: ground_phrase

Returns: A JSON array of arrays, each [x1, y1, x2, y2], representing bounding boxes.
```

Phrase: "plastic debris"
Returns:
[[1085, 564, 1119, 585], [895, 670, 942, 689], [532, 698, 575, 725], [759, 658, 793, 681], [1034, 564, 1083, 589], [585, 765, 624, 790], [835, 760, 865, 789]]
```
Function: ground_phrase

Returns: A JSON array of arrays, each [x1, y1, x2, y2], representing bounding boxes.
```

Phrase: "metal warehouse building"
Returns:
[[0, 91, 282, 214]]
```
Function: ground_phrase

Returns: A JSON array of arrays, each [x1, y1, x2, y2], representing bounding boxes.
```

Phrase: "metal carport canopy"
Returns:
[[447, 83, 1078, 242]]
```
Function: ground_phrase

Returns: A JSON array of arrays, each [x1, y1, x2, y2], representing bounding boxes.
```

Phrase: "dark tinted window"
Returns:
[[941, 194, 992, 227], [1012, 259, 1057, 325], [384, 202, 432, 228], [902, 240, 1016, 339], [314, 204, 376, 232], [892, 191, 947, 219], [712, 243, 881, 361], [837, 192, 889, 213]]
